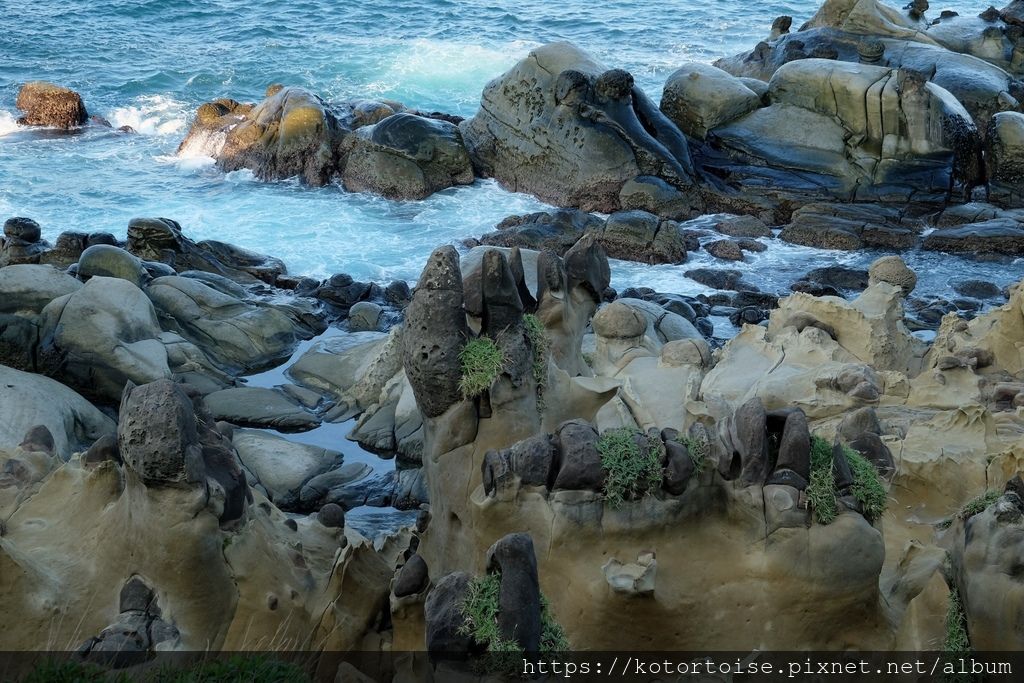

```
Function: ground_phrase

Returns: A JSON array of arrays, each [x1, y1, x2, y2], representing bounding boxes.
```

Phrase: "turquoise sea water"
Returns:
[[0, 0, 1013, 296]]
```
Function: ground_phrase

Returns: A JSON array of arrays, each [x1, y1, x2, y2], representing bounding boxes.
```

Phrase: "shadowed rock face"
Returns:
[[714, 0, 1024, 125], [15, 82, 88, 128], [126, 217, 287, 285], [698, 59, 982, 205], [342, 113, 474, 200], [460, 42, 700, 213], [948, 477, 1024, 649], [402, 246, 468, 418], [118, 379, 251, 525]]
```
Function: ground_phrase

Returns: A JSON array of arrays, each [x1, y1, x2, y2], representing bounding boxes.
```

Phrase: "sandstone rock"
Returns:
[[0, 263, 82, 318], [660, 63, 762, 138], [598, 210, 686, 264], [1, 218, 51, 267], [180, 87, 344, 185], [553, 420, 605, 491], [424, 572, 473, 653], [203, 387, 319, 432], [348, 301, 383, 332], [780, 204, 922, 251], [394, 553, 429, 597], [712, 214, 772, 238], [77, 245, 149, 288], [402, 246, 468, 418], [684, 267, 755, 291], [0, 364, 114, 457], [15, 82, 88, 128], [146, 275, 321, 374], [460, 42, 698, 212], [592, 301, 647, 339], [768, 283, 925, 372], [126, 217, 286, 285], [986, 111, 1024, 205], [618, 176, 702, 220], [951, 279, 1003, 299], [231, 429, 340, 507], [117, 380, 205, 487], [342, 113, 474, 199], [708, 60, 981, 204], [485, 533, 542, 652], [716, 1, 1021, 127], [317, 502, 346, 528], [38, 276, 171, 401], [706, 239, 744, 261], [868, 255, 917, 296], [922, 217, 1024, 255], [603, 552, 657, 595], [481, 209, 602, 254]]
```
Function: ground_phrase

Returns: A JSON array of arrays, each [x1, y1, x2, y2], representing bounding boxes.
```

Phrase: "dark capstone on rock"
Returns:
[[552, 419, 605, 491], [394, 553, 429, 598], [485, 533, 542, 653], [402, 246, 468, 418]]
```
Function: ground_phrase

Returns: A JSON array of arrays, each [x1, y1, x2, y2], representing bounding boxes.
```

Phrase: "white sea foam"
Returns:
[[0, 111, 22, 137], [363, 38, 538, 107], [108, 95, 187, 136]]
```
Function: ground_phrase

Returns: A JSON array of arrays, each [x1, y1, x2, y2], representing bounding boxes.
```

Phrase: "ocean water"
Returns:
[[0, 0, 1015, 297]]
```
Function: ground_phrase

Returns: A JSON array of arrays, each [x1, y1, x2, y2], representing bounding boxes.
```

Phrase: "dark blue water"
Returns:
[[0, 0, 1011, 297]]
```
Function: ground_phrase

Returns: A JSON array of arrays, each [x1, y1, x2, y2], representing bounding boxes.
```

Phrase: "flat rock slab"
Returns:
[[204, 386, 320, 432], [232, 429, 342, 506]]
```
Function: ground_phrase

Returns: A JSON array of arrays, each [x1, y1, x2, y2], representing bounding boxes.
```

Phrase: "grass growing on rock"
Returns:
[[808, 435, 838, 525], [459, 337, 507, 400], [845, 446, 888, 523], [937, 490, 1002, 530], [679, 434, 709, 473], [944, 585, 971, 652], [523, 314, 549, 409], [460, 572, 521, 654], [597, 428, 663, 509], [460, 572, 570, 673]]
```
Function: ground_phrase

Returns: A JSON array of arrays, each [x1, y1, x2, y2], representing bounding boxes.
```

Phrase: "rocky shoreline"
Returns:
[[1, 0, 1024, 677]]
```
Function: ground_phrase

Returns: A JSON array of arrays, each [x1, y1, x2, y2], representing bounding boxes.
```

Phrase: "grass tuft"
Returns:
[[459, 337, 507, 400], [943, 585, 971, 652], [523, 314, 549, 410], [460, 572, 569, 674], [937, 490, 1002, 530], [807, 435, 838, 525], [678, 434, 709, 474], [597, 428, 663, 509], [540, 594, 570, 653], [844, 446, 888, 523]]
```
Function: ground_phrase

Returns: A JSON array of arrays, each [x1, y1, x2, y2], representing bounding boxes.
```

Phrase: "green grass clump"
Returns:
[[678, 434, 709, 473], [459, 337, 507, 399], [960, 490, 1001, 520], [460, 572, 569, 673], [944, 586, 971, 652], [937, 490, 1002, 530], [808, 435, 838, 525], [523, 314, 549, 410], [540, 595, 570, 653], [597, 428, 663, 509], [844, 446, 888, 523]]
